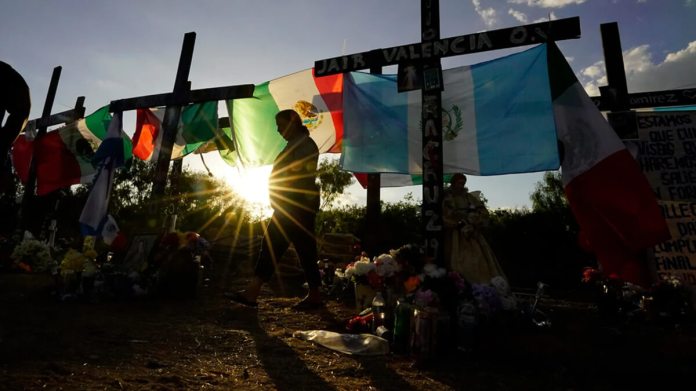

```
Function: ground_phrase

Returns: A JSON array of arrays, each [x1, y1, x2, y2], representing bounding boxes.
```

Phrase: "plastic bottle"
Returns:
[[371, 291, 386, 333]]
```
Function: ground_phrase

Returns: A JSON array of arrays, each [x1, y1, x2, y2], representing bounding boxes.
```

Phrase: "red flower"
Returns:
[[582, 267, 602, 283]]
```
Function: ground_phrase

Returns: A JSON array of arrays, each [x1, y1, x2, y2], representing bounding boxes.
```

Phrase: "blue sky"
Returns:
[[2, 0, 695, 211]]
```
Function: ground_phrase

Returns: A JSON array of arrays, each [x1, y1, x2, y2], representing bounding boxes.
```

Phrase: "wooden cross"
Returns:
[[314, 1, 580, 265], [19, 65, 86, 232], [109, 32, 253, 203]]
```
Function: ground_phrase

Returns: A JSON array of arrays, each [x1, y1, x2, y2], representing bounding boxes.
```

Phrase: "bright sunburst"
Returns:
[[223, 165, 273, 217]]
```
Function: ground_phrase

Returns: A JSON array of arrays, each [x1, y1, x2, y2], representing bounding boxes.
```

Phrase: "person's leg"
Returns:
[[288, 211, 322, 305], [232, 212, 291, 304]]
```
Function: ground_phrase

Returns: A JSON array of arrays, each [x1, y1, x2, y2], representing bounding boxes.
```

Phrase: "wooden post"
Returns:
[[420, 0, 445, 265], [19, 66, 61, 233], [152, 32, 195, 198], [365, 62, 383, 255], [600, 22, 637, 139], [600, 23, 630, 112]]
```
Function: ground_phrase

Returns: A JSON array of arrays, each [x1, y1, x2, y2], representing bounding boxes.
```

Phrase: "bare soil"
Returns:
[[1, 252, 696, 391]]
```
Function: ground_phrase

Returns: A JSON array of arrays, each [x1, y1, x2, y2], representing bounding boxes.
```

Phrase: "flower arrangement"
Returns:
[[374, 253, 400, 278], [344, 255, 381, 289], [60, 248, 98, 276], [399, 263, 472, 310], [10, 239, 55, 273], [471, 283, 503, 319]]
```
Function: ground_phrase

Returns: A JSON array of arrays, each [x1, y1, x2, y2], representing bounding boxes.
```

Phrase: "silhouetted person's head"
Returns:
[[276, 109, 307, 140], [450, 173, 467, 189]]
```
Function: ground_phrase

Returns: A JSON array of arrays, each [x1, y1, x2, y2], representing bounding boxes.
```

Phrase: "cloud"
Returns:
[[686, 0, 695, 7], [579, 40, 696, 96], [507, 0, 586, 7], [472, 0, 498, 27], [508, 8, 528, 23], [532, 11, 558, 22]]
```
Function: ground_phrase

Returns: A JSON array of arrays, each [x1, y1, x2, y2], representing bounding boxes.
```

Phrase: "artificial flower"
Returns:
[[60, 249, 87, 276], [10, 239, 54, 273], [422, 263, 447, 279], [404, 275, 421, 293], [374, 253, 400, 277]]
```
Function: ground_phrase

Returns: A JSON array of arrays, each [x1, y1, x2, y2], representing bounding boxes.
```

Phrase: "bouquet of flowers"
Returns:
[[409, 264, 470, 309], [60, 248, 98, 276], [344, 255, 382, 289], [10, 239, 55, 273], [471, 283, 504, 319]]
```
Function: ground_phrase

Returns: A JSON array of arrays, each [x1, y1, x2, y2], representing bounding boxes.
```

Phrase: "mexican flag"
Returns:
[[192, 125, 239, 167], [132, 101, 219, 162], [549, 42, 670, 286], [227, 68, 343, 166], [12, 106, 132, 195]]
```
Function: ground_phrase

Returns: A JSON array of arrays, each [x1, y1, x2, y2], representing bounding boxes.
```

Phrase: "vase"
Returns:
[[354, 283, 376, 313]]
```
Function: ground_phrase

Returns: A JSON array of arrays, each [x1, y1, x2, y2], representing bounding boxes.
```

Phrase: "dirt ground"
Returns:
[[2, 251, 696, 391]]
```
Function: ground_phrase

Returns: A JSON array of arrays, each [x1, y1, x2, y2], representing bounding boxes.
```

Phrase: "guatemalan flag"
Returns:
[[226, 69, 343, 166], [341, 43, 560, 178], [79, 111, 125, 240]]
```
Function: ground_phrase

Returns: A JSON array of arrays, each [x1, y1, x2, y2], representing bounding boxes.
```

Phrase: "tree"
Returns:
[[317, 157, 354, 209], [70, 159, 255, 239], [530, 171, 567, 212]]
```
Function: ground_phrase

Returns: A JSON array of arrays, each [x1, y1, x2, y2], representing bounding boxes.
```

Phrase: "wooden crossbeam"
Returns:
[[315, 16, 581, 76], [26, 96, 85, 130], [109, 85, 253, 113], [590, 88, 696, 111]]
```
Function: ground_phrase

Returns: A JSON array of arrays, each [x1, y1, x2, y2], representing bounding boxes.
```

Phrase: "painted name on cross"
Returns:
[[314, 17, 580, 76]]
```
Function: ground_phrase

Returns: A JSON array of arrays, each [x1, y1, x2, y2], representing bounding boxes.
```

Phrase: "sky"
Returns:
[[2, 0, 695, 212]]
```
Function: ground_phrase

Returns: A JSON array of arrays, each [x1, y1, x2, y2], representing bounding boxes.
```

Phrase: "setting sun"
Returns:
[[222, 165, 274, 217]]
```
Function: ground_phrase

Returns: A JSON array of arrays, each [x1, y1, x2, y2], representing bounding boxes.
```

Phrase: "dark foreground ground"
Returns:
[[1, 251, 696, 391]]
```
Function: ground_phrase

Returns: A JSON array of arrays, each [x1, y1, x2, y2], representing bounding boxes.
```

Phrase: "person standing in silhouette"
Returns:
[[228, 109, 323, 310], [0, 61, 31, 177]]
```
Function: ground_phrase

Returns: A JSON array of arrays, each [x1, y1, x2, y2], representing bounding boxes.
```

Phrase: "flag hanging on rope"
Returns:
[[193, 125, 239, 167], [227, 69, 343, 166], [341, 44, 560, 177], [79, 111, 125, 237], [549, 42, 670, 286], [132, 101, 218, 161], [11, 106, 132, 195]]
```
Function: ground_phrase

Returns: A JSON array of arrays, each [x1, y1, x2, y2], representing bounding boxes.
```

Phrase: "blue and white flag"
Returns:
[[79, 111, 124, 237], [340, 44, 560, 177]]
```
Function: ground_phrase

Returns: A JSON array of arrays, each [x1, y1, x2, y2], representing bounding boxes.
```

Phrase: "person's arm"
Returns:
[[0, 64, 31, 148]]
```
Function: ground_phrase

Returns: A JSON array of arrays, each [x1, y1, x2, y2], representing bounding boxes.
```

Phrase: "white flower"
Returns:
[[344, 256, 375, 279], [353, 259, 375, 276], [423, 263, 446, 278], [374, 253, 400, 277], [490, 276, 511, 295]]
